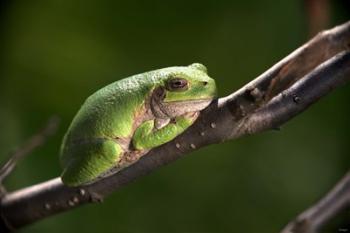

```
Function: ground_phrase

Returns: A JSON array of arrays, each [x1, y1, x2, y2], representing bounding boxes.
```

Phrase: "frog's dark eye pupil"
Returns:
[[174, 81, 183, 86], [167, 78, 188, 91]]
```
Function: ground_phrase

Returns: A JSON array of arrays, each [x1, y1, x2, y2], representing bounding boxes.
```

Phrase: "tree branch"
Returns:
[[281, 171, 350, 233], [1, 21, 350, 232], [0, 116, 60, 185]]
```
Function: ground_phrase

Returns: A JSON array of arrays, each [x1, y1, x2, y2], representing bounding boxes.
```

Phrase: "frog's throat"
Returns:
[[150, 87, 212, 119]]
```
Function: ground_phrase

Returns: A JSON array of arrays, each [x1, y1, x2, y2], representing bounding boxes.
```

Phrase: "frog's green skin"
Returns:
[[60, 63, 217, 186]]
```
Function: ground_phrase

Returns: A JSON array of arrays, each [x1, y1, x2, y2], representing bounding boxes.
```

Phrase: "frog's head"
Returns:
[[151, 63, 217, 118]]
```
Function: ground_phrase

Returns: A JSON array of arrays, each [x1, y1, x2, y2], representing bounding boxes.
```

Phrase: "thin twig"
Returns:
[[281, 171, 350, 233], [0, 116, 60, 184]]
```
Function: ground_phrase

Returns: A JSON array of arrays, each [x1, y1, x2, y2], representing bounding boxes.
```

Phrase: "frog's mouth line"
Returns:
[[163, 98, 214, 104]]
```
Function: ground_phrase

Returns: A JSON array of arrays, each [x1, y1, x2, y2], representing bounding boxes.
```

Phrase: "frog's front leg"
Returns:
[[132, 112, 199, 150]]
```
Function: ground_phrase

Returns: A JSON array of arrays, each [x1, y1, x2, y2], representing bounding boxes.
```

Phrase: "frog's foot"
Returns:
[[169, 111, 199, 124], [155, 118, 170, 129], [183, 111, 200, 119]]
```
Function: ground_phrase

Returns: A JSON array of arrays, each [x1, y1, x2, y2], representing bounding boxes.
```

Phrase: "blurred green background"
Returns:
[[0, 0, 349, 232]]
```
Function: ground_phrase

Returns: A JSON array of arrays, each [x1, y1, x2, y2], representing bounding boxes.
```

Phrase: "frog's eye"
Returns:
[[166, 78, 188, 91]]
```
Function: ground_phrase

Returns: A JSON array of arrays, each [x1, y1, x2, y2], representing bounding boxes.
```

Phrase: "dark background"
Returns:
[[0, 0, 349, 232]]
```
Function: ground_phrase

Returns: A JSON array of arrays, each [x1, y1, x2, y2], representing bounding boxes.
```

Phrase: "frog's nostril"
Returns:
[[202, 81, 208, 86]]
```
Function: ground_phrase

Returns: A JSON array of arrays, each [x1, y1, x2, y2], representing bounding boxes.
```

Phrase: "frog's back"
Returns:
[[60, 72, 163, 184], [63, 72, 161, 145]]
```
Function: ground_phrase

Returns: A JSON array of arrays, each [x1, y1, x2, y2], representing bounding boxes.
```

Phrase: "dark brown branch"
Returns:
[[235, 51, 350, 137], [281, 171, 350, 233], [1, 21, 350, 232]]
